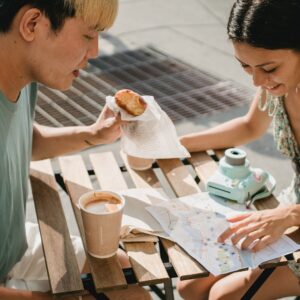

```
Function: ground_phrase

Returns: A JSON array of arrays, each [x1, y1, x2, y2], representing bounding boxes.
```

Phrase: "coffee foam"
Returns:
[[84, 193, 122, 214]]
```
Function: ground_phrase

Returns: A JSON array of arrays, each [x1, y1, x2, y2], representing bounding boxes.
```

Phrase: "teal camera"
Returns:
[[207, 148, 276, 205]]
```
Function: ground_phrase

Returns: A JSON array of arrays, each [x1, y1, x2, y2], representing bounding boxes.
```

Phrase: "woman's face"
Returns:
[[233, 42, 300, 96]]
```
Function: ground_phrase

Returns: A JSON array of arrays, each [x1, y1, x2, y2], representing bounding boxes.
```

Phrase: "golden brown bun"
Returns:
[[115, 89, 147, 116]]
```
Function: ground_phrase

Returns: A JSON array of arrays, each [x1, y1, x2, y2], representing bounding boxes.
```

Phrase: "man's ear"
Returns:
[[19, 8, 44, 42]]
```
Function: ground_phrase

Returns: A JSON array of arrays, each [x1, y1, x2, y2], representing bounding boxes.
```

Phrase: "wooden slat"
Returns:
[[294, 253, 300, 263], [259, 257, 287, 269], [30, 160, 84, 296], [120, 151, 161, 189], [157, 158, 200, 197], [284, 227, 300, 263], [156, 158, 210, 277], [160, 239, 208, 280], [214, 149, 225, 160], [59, 155, 127, 292], [189, 151, 218, 186], [91, 152, 169, 285], [120, 151, 207, 280], [90, 152, 127, 191], [254, 195, 279, 210], [123, 242, 168, 285]]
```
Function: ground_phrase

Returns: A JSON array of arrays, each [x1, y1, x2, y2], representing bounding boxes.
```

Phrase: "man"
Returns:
[[0, 1, 151, 299]]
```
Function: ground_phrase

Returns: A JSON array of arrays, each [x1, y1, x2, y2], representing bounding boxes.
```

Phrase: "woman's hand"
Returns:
[[217, 206, 296, 252], [88, 105, 125, 145]]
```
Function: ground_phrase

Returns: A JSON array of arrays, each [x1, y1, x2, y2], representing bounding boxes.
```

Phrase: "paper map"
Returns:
[[146, 192, 300, 275]]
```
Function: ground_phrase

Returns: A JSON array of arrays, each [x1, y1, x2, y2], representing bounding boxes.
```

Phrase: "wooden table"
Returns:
[[29, 149, 300, 299]]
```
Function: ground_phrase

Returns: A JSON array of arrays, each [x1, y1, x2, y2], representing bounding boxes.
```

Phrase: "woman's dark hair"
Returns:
[[0, 0, 75, 33], [227, 0, 300, 51]]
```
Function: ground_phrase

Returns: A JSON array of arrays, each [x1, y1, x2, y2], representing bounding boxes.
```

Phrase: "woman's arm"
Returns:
[[180, 90, 273, 152], [0, 287, 85, 299]]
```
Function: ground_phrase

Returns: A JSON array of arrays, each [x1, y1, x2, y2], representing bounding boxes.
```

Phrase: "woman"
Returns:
[[178, 0, 300, 299]]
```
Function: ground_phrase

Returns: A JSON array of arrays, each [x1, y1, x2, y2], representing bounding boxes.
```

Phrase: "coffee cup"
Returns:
[[78, 190, 125, 258], [127, 155, 154, 171]]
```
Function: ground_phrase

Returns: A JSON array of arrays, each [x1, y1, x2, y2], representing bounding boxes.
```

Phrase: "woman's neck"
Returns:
[[286, 87, 300, 109]]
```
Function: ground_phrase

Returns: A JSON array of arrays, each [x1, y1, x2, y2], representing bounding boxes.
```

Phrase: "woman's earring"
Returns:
[[258, 88, 278, 117], [258, 88, 268, 111]]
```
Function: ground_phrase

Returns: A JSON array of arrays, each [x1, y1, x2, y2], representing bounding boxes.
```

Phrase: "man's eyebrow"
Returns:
[[235, 56, 276, 67], [88, 25, 105, 32]]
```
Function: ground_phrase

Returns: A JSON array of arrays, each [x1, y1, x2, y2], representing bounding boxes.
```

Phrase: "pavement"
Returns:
[[27, 0, 296, 299]]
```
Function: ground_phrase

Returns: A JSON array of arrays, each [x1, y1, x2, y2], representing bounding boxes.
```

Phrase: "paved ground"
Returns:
[[27, 0, 296, 299]]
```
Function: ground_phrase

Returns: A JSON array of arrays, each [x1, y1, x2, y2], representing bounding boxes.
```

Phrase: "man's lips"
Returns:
[[72, 63, 88, 77], [72, 70, 80, 77]]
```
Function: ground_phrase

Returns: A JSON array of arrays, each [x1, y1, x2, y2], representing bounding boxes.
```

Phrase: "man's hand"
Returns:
[[87, 105, 124, 146], [32, 105, 126, 160], [217, 206, 296, 252]]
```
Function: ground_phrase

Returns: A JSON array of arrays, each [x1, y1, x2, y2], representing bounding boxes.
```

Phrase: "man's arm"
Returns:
[[0, 287, 52, 300], [0, 287, 87, 300], [32, 105, 122, 161]]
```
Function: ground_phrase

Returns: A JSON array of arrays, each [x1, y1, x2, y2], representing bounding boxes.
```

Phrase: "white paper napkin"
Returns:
[[106, 95, 190, 159]]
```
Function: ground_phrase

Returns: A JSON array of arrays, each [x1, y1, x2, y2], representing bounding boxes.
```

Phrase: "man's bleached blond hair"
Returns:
[[65, 0, 118, 30], [0, 0, 118, 33]]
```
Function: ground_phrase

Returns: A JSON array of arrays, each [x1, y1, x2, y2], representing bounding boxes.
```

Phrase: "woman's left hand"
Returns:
[[217, 206, 295, 252]]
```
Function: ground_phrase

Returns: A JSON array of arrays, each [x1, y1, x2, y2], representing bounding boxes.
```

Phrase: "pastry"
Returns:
[[115, 89, 147, 116]]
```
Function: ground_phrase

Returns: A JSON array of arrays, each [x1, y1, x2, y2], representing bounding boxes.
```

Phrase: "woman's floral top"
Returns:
[[273, 96, 300, 203], [273, 96, 300, 278]]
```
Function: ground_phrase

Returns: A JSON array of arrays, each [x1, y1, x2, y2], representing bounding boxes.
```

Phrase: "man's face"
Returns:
[[28, 16, 99, 90]]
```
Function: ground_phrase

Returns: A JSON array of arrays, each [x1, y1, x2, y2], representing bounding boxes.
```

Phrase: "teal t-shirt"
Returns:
[[0, 83, 37, 282]]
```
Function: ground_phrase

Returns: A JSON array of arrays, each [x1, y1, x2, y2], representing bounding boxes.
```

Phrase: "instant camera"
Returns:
[[207, 148, 276, 205]]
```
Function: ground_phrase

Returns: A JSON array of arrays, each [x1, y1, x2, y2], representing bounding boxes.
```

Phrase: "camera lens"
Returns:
[[225, 148, 246, 165]]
